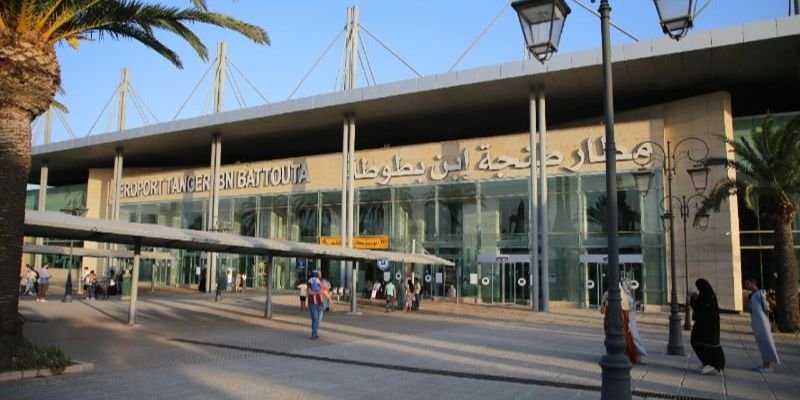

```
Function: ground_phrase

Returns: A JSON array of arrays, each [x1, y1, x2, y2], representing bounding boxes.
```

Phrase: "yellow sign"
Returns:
[[319, 235, 389, 250]]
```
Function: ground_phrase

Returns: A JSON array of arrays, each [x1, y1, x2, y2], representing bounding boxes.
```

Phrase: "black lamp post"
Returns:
[[512, 1, 696, 398], [632, 137, 709, 352], [60, 206, 88, 303]]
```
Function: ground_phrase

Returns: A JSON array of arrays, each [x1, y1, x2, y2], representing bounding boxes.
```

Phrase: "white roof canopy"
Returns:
[[23, 211, 454, 266], [22, 244, 175, 260]]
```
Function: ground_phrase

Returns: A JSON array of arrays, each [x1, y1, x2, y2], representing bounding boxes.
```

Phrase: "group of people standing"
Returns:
[[368, 275, 422, 313], [604, 277, 781, 376], [19, 263, 50, 302]]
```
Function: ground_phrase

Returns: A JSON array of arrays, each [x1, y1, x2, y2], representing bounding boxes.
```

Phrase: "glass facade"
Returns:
[[112, 172, 667, 305], [25, 184, 88, 269]]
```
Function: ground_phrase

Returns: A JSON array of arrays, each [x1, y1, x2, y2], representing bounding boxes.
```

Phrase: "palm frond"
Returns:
[[703, 114, 800, 225], [5, 1, 267, 68]]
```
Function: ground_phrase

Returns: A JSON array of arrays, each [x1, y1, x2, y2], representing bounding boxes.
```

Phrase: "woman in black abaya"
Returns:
[[690, 278, 726, 375]]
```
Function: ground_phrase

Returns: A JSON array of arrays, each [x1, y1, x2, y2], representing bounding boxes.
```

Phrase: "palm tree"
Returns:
[[698, 115, 800, 332], [0, 0, 268, 369]]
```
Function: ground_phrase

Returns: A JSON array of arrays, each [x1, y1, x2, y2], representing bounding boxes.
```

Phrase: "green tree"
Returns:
[[699, 115, 800, 332], [0, 0, 268, 370]]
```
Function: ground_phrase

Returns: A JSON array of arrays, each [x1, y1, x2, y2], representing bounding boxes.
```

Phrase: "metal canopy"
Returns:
[[22, 244, 175, 260], [23, 211, 454, 266], [29, 17, 800, 185]]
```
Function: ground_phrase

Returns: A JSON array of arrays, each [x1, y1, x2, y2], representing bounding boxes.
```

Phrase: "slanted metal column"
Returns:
[[34, 161, 49, 270], [206, 134, 222, 292], [537, 88, 549, 312], [528, 89, 539, 312], [213, 42, 227, 113], [343, 6, 360, 91], [128, 238, 142, 325], [117, 68, 129, 131]]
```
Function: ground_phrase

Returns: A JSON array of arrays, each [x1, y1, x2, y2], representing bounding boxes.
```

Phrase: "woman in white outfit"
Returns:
[[744, 279, 780, 372], [623, 279, 648, 360]]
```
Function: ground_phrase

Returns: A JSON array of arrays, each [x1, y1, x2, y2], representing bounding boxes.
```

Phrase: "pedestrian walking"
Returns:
[[623, 279, 647, 361], [36, 263, 50, 302], [307, 271, 325, 339], [413, 276, 422, 310], [321, 277, 332, 312], [744, 279, 780, 372], [404, 277, 415, 312], [234, 271, 242, 293], [601, 283, 640, 364], [370, 280, 381, 301], [384, 280, 396, 312], [690, 278, 725, 375], [297, 280, 308, 312], [24, 266, 37, 296]]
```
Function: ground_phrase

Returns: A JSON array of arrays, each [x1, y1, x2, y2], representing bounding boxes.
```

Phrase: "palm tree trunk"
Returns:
[[0, 105, 31, 370], [774, 217, 800, 332]]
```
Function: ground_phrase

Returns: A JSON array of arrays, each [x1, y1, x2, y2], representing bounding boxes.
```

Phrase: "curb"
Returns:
[[0, 360, 94, 382]]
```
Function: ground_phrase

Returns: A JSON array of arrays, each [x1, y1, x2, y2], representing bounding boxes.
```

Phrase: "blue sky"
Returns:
[[37, 0, 794, 144]]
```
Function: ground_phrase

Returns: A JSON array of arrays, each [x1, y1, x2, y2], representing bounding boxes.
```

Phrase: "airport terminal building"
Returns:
[[27, 17, 800, 312]]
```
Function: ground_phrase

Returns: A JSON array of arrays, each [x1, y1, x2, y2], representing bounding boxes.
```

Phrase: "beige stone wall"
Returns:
[[615, 92, 741, 311]]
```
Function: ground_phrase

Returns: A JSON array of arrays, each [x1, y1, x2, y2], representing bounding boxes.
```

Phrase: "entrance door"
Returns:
[[580, 254, 643, 308], [432, 249, 461, 299], [477, 254, 530, 305]]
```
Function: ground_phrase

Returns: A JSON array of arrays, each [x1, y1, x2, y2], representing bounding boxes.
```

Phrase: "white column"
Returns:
[[341, 116, 349, 292], [34, 161, 48, 270], [528, 89, 539, 311], [348, 115, 358, 314], [206, 134, 221, 292], [537, 87, 549, 312]]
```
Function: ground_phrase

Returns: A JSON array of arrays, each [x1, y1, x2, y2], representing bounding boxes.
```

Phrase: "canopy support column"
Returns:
[[264, 256, 273, 319], [128, 238, 142, 326]]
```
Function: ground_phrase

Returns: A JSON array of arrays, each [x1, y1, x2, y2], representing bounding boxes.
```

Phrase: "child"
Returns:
[[308, 271, 321, 292]]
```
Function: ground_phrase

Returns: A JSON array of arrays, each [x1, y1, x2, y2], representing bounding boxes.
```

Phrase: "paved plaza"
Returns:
[[2, 287, 799, 399]]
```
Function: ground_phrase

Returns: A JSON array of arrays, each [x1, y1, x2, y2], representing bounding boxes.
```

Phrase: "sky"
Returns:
[[36, 0, 796, 144]]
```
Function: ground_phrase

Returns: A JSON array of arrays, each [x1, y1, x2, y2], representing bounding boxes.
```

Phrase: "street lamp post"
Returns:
[[632, 137, 709, 353], [674, 194, 710, 330], [60, 206, 88, 303], [513, 1, 697, 398]]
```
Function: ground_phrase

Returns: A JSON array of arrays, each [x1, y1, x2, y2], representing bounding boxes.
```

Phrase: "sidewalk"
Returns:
[[2, 290, 798, 399]]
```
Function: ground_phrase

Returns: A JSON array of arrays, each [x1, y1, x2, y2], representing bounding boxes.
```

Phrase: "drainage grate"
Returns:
[[170, 338, 712, 400]]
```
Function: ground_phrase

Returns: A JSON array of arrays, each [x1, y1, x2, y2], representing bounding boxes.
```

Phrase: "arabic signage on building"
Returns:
[[319, 235, 390, 250], [353, 135, 653, 185], [114, 120, 661, 200]]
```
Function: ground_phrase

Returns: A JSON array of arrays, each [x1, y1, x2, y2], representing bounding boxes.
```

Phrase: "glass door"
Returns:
[[581, 254, 643, 308], [477, 254, 530, 305]]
